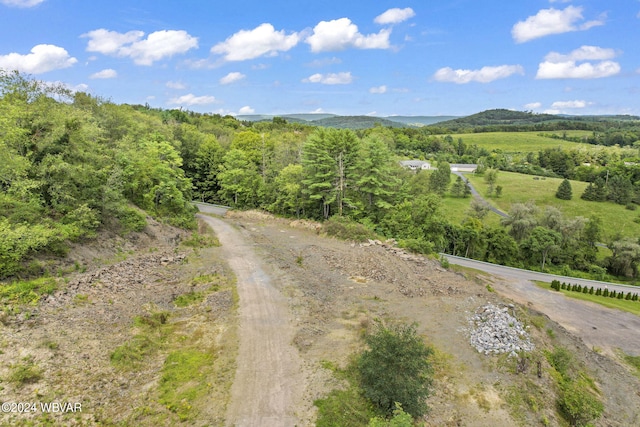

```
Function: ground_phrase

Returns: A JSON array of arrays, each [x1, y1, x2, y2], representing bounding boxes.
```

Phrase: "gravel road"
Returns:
[[197, 214, 305, 426]]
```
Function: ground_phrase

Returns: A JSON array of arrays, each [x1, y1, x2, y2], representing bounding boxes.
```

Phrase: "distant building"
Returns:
[[450, 164, 478, 172], [399, 160, 432, 171]]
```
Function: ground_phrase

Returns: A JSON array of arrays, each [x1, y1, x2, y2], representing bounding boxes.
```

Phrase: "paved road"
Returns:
[[197, 214, 305, 426], [192, 201, 230, 217], [443, 254, 639, 295]]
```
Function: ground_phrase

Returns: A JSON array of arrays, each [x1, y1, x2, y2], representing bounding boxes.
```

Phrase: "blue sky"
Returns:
[[1, 0, 638, 116]]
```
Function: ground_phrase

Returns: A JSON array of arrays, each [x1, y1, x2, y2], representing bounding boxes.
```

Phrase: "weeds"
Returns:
[[8, 356, 42, 386], [173, 291, 204, 307], [158, 350, 215, 421]]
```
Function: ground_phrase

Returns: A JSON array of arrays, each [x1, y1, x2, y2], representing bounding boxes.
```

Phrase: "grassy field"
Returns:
[[534, 281, 640, 316], [452, 132, 592, 153], [465, 171, 640, 240]]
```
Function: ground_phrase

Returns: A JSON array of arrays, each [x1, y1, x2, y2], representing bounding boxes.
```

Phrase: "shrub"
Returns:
[[558, 378, 603, 427], [359, 322, 433, 418], [323, 216, 377, 242], [115, 204, 148, 232]]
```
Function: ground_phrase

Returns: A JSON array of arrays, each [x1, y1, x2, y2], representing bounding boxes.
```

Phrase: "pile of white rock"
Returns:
[[468, 304, 534, 357]]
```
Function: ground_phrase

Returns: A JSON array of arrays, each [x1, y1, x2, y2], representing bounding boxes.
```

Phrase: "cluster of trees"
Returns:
[[0, 71, 196, 278]]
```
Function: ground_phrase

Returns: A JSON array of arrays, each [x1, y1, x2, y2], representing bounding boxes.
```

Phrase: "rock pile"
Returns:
[[468, 304, 534, 356]]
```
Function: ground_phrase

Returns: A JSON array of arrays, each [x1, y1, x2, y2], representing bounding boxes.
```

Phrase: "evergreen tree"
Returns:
[[428, 161, 451, 195], [556, 179, 573, 200], [450, 176, 466, 198]]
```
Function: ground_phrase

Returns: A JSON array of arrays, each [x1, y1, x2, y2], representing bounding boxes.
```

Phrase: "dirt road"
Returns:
[[197, 214, 305, 427]]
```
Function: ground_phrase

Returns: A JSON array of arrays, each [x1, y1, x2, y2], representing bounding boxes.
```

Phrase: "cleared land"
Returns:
[[452, 131, 592, 153]]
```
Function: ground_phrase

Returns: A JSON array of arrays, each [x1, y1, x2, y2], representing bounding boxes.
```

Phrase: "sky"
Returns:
[[0, 0, 638, 117]]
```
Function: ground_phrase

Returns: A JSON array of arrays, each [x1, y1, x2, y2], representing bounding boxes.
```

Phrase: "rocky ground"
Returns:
[[1, 210, 639, 426]]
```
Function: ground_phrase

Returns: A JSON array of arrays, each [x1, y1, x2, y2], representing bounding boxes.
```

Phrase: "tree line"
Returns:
[[3, 71, 640, 283]]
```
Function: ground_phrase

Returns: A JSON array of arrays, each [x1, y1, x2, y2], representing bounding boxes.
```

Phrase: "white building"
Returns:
[[399, 160, 432, 171]]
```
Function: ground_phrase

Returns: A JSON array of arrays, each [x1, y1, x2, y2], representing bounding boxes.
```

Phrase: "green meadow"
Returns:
[[464, 171, 640, 240], [452, 131, 592, 153]]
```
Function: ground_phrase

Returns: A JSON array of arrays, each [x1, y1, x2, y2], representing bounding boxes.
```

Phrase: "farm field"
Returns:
[[452, 131, 593, 153], [464, 171, 640, 240]]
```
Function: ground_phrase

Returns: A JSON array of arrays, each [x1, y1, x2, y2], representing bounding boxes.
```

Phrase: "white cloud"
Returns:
[[544, 45, 617, 62], [369, 85, 387, 94], [83, 29, 198, 65], [433, 64, 524, 84], [238, 106, 255, 114], [89, 68, 117, 79], [536, 45, 621, 79], [220, 72, 246, 85], [166, 80, 187, 89], [168, 93, 217, 106], [524, 102, 542, 110], [544, 99, 594, 114], [512, 6, 605, 43], [551, 100, 591, 109], [374, 8, 415, 25], [0, 0, 45, 7], [302, 72, 353, 85], [0, 44, 77, 74], [306, 18, 391, 52], [211, 23, 299, 61]]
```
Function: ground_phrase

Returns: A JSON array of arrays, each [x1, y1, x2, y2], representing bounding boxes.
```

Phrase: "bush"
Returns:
[[399, 238, 434, 255], [558, 378, 603, 427], [323, 216, 377, 242], [359, 322, 433, 418], [115, 204, 148, 232]]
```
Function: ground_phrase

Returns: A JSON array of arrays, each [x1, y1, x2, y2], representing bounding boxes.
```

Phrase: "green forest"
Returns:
[[3, 71, 640, 283]]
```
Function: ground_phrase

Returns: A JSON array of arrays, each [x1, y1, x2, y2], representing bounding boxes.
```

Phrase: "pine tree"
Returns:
[[556, 178, 573, 200], [450, 175, 465, 198]]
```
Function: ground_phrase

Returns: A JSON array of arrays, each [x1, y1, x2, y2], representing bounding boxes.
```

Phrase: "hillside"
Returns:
[[431, 109, 640, 132], [236, 113, 457, 128]]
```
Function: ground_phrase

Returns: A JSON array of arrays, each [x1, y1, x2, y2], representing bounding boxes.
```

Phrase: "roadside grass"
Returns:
[[452, 131, 591, 153], [465, 171, 640, 240], [534, 281, 640, 316]]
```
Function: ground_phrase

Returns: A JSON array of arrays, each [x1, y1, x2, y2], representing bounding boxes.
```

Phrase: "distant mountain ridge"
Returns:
[[236, 113, 459, 128], [237, 109, 640, 130]]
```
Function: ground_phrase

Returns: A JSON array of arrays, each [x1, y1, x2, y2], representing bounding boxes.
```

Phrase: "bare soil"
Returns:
[[1, 211, 639, 426]]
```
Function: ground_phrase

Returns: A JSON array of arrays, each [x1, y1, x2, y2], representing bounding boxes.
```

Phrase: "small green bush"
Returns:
[[323, 216, 377, 242], [558, 378, 603, 427], [115, 205, 148, 232], [359, 322, 433, 418]]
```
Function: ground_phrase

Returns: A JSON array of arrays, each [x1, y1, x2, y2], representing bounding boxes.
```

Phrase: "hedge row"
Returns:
[[550, 280, 640, 301]]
